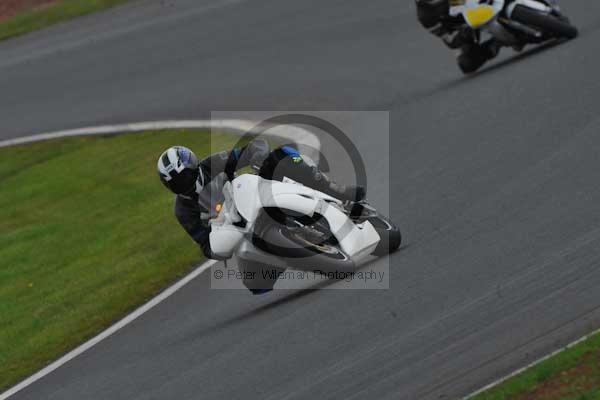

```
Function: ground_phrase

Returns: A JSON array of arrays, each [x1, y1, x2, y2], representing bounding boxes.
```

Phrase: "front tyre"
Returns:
[[368, 215, 402, 256], [511, 6, 578, 40], [256, 222, 356, 272]]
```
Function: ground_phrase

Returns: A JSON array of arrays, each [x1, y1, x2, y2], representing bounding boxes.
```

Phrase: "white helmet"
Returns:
[[157, 146, 200, 195]]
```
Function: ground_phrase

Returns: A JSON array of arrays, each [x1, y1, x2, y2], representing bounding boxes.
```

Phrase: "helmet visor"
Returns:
[[164, 168, 199, 195]]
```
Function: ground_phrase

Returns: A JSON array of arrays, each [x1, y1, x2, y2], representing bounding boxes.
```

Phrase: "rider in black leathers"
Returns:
[[415, 0, 500, 73], [157, 139, 365, 262]]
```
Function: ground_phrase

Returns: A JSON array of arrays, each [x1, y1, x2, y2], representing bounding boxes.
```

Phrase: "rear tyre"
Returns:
[[238, 259, 285, 294], [457, 51, 487, 74], [511, 6, 578, 39], [456, 42, 495, 74]]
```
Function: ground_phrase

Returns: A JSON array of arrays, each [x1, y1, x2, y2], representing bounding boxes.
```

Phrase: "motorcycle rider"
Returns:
[[157, 139, 365, 267], [415, 0, 501, 73]]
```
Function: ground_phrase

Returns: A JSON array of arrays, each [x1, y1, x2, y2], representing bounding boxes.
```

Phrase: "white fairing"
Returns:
[[450, 0, 505, 15], [449, 0, 504, 28], [210, 174, 380, 262], [232, 174, 340, 222], [209, 227, 244, 259], [506, 0, 552, 18], [318, 199, 380, 259], [208, 181, 245, 258]]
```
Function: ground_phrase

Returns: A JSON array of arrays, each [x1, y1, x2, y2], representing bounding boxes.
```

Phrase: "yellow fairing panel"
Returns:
[[464, 5, 496, 28]]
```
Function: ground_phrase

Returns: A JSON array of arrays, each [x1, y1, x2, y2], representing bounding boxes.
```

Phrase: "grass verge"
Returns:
[[472, 330, 600, 400], [0, 0, 130, 42], [0, 129, 245, 391]]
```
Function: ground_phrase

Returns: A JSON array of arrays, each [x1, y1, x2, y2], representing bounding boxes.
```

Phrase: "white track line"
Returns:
[[3, 121, 598, 399], [463, 326, 600, 399], [0, 260, 216, 400], [0, 119, 321, 153], [0, 119, 320, 400]]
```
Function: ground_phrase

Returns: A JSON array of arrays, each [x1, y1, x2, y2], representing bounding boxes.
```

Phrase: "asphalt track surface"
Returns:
[[2, 1, 600, 399]]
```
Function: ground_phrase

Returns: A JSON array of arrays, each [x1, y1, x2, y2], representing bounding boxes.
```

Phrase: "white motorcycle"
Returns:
[[449, 0, 578, 49], [207, 173, 401, 291]]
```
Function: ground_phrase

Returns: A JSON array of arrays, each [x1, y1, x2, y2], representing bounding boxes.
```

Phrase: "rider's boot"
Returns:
[[457, 39, 500, 74], [307, 166, 366, 203]]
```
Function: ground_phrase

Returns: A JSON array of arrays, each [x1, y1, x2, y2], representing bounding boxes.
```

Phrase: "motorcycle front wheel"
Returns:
[[366, 214, 402, 256], [254, 217, 357, 272], [511, 5, 578, 39]]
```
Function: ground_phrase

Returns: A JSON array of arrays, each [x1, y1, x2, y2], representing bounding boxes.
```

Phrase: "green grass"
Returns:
[[0, 0, 131, 42], [0, 129, 246, 391], [472, 331, 600, 400]]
